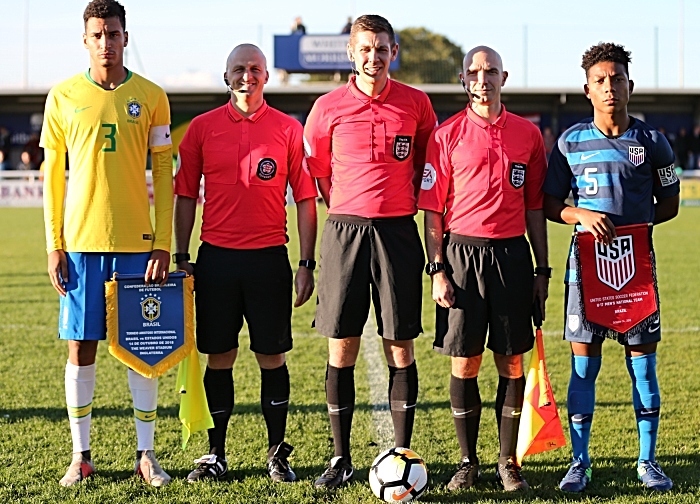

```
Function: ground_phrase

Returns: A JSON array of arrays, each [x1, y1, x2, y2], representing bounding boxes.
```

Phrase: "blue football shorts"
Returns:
[[58, 252, 152, 340]]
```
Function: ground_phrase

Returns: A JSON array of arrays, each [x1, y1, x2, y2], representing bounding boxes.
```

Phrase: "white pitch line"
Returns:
[[361, 315, 394, 450]]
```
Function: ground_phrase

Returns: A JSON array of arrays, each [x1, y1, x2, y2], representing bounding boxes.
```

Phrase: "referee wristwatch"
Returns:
[[299, 259, 316, 270], [425, 262, 446, 276], [172, 252, 190, 264], [534, 266, 553, 278]]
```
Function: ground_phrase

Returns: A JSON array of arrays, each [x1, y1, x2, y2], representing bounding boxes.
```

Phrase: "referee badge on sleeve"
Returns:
[[510, 162, 526, 189], [393, 135, 412, 161]]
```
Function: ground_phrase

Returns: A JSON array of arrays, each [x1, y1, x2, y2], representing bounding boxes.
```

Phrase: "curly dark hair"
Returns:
[[582, 42, 632, 77], [83, 0, 126, 30], [349, 15, 396, 46]]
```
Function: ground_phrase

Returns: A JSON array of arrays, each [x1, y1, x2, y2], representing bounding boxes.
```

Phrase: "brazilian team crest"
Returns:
[[257, 158, 277, 180], [141, 295, 161, 322], [628, 146, 645, 166], [510, 162, 526, 189], [393, 135, 412, 161], [127, 99, 142, 119]]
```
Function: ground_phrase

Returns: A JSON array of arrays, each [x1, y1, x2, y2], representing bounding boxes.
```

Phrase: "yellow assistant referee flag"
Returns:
[[176, 346, 214, 450], [516, 327, 566, 465]]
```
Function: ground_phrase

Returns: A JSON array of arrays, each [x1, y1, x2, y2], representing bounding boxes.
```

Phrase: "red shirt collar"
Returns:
[[347, 75, 392, 102], [466, 103, 508, 129], [226, 100, 269, 122]]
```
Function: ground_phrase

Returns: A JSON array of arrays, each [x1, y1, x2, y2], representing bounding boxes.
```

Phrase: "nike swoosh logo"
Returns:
[[329, 406, 348, 413], [165, 133, 171, 138], [270, 400, 289, 406], [74, 106, 92, 113], [402, 403, 416, 409], [143, 413, 156, 420], [512, 411, 522, 416], [581, 152, 600, 161], [210, 410, 226, 415], [453, 409, 473, 416], [648, 320, 660, 332], [212, 131, 227, 138], [392, 481, 418, 500]]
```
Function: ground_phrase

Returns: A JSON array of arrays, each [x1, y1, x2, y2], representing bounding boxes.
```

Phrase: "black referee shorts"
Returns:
[[434, 234, 534, 357], [315, 214, 424, 340], [193, 242, 293, 355]]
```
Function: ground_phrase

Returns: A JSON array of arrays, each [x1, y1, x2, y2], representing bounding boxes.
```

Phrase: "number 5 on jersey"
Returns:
[[102, 123, 116, 152], [584, 167, 598, 195]]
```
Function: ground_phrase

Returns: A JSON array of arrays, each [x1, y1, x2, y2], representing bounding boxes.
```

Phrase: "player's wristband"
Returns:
[[173, 252, 190, 264], [425, 262, 446, 276], [299, 259, 316, 270], [534, 266, 552, 278]]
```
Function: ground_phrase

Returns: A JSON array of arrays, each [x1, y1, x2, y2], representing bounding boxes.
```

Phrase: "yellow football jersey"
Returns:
[[41, 70, 173, 253]]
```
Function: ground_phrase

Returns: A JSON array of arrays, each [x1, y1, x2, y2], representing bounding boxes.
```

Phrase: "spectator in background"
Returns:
[[543, 126, 556, 160], [690, 125, 700, 170], [16, 151, 34, 171], [674, 127, 690, 170], [291, 17, 306, 35], [341, 17, 352, 34], [0, 126, 10, 158], [0, 150, 9, 171], [24, 133, 43, 168]]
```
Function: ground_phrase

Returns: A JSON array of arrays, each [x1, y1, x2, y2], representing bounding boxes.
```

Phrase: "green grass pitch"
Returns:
[[0, 206, 698, 503]]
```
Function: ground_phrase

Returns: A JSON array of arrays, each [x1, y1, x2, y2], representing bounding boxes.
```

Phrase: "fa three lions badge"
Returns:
[[106, 272, 195, 378]]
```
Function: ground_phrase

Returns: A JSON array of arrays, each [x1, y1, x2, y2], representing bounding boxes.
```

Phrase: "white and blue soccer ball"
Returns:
[[369, 447, 428, 502]]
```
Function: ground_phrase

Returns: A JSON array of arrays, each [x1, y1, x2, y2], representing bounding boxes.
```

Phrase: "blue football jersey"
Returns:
[[543, 117, 680, 283]]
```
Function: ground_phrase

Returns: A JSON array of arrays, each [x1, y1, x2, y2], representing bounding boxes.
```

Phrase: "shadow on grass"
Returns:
[[420, 454, 700, 501]]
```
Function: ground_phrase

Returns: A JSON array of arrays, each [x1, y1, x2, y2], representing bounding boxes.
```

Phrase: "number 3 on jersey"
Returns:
[[584, 167, 598, 195], [102, 123, 116, 152]]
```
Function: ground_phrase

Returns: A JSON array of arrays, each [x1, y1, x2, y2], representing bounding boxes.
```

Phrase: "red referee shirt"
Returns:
[[175, 101, 317, 249], [418, 105, 547, 238], [304, 77, 436, 218]]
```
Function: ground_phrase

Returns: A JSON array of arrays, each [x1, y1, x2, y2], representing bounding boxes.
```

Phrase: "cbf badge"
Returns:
[[510, 162, 526, 188], [106, 272, 194, 378], [127, 99, 142, 119], [257, 158, 277, 180], [393, 135, 412, 161]]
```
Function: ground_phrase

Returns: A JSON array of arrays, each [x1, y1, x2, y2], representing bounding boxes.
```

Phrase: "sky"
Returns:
[[1, 0, 698, 91]]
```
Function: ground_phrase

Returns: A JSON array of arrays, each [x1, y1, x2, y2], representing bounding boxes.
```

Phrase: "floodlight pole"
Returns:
[[679, 0, 684, 88], [22, 0, 29, 88]]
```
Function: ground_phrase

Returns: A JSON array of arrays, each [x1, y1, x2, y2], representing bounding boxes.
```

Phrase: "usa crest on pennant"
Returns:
[[595, 235, 635, 291]]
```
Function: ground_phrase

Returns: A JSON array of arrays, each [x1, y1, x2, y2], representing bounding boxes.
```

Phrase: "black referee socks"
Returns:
[[495, 375, 525, 459], [261, 363, 291, 457], [203, 367, 234, 458], [389, 361, 419, 448], [450, 375, 481, 462], [326, 363, 355, 461]]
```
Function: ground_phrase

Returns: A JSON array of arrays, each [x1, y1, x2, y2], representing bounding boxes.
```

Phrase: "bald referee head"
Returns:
[[224, 44, 269, 111], [460, 46, 508, 108]]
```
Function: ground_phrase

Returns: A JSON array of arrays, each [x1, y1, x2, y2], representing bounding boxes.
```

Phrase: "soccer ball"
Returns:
[[369, 447, 428, 502]]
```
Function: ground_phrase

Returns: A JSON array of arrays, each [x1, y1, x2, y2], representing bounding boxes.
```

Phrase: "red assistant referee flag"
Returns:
[[516, 328, 566, 465]]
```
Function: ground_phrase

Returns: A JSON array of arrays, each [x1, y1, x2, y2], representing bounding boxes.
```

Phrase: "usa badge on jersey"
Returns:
[[629, 146, 645, 166], [393, 135, 412, 161], [510, 162, 526, 189]]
